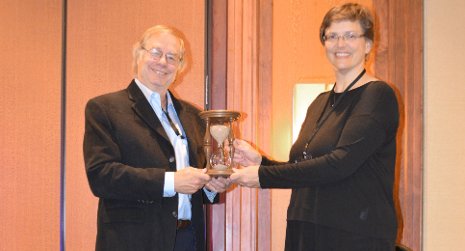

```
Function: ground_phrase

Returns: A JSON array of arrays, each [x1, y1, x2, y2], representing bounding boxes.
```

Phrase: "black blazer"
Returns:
[[84, 80, 212, 251]]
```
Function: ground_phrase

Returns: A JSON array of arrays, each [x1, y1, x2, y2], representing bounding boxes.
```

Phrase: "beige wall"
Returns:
[[0, 1, 62, 250], [0, 1, 204, 250], [424, 0, 465, 250]]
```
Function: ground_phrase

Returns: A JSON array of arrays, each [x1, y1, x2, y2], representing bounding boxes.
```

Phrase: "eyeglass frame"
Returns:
[[142, 47, 182, 66], [322, 32, 365, 43]]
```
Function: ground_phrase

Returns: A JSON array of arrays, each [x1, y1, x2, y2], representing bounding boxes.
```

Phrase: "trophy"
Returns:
[[199, 110, 241, 177]]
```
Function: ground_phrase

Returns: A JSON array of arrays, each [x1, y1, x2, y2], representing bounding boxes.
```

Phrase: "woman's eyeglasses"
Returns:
[[323, 32, 365, 43]]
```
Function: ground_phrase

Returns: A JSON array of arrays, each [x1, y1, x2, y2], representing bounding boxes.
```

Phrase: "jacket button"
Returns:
[[169, 156, 175, 163], [172, 211, 178, 218]]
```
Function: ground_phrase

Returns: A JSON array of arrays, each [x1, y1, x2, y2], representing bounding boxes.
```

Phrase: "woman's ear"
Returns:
[[365, 39, 373, 54]]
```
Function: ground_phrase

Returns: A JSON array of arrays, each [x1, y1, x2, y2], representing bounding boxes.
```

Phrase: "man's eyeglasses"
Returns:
[[323, 32, 365, 43], [143, 47, 181, 66]]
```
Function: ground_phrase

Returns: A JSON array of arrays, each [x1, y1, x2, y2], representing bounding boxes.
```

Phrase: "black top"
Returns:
[[259, 81, 399, 240]]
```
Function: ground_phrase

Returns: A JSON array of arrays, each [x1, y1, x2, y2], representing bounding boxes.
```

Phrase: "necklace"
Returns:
[[302, 68, 366, 160]]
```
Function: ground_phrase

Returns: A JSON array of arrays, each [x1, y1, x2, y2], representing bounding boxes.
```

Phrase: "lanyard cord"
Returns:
[[163, 109, 185, 139], [302, 69, 366, 160]]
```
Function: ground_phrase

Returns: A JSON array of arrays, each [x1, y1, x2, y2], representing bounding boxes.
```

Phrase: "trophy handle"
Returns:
[[203, 118, 212, 170], [228, 119, 235, 167]]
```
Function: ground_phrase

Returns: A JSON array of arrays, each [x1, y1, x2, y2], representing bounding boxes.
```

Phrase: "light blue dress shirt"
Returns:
[[135, 79, 216, 220]]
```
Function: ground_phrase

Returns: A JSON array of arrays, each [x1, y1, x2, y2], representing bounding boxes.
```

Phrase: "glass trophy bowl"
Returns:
[[199, 110, 241, 177]]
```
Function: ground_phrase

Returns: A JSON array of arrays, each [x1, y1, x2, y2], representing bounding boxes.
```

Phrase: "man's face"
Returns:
[[136, 32, 182, 92]]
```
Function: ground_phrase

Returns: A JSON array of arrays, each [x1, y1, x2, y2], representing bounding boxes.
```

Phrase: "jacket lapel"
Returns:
[[127, 81, 170, 143], [128, 81, 203, 167]]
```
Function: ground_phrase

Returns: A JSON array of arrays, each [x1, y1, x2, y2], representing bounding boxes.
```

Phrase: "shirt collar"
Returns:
[[134, 78, 174, 110]]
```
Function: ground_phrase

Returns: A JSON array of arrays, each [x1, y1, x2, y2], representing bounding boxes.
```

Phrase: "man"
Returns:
[[84, 25, 229, 251]]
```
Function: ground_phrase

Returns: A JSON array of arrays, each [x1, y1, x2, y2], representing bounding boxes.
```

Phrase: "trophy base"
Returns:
[[207, 169, 233, 178]]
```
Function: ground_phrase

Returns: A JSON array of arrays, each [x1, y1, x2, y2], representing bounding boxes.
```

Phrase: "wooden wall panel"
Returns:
[[207, 0, 228, 250], [222, 0, 273, 250], [373, 0, 423, 250], [65, 0, 205, 250], [226, 0, 261, 249], [0, 0, 62, 250]]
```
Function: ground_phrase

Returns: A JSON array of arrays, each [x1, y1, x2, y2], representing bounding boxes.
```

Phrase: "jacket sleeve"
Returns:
[[83, 98, 166, 202]]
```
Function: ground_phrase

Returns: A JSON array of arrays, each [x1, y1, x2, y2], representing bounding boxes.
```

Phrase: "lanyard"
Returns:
[[163, 109, 185, 139], [302, 69, 366, 160]]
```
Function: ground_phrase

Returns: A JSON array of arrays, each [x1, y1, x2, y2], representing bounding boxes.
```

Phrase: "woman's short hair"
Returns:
[[132, 25, 186, 74], [319, 3, 374, 45]]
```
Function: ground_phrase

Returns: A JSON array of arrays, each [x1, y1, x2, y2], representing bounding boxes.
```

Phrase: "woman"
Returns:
[[230, 3, 399, 250]]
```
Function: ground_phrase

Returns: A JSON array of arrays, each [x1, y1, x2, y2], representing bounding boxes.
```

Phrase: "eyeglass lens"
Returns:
[[146, 48, 180, 65]]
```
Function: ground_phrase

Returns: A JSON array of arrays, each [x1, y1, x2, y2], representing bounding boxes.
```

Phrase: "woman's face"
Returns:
[[323, 20, 372, 74], [136, 32, 182, 92]]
